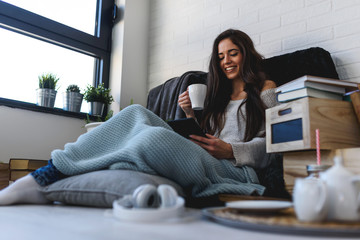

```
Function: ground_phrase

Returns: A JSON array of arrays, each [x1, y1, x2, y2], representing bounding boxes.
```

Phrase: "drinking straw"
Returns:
[[316, 129, 321, 165]]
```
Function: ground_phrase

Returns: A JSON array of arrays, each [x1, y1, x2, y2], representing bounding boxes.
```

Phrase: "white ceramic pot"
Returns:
[[84, 122, 103, 132], [320, 156, 360, 221]]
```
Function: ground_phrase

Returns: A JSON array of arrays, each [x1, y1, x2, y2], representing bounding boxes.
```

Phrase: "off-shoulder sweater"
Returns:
[[217, 88, 278, 169]]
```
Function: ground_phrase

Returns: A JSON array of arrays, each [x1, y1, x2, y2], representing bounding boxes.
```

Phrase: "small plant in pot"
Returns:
[[84, 99, 134, 132], [63, 84, 83, 113], [83, 98, 133, 132], [83, 83, 114, 116], [84, 110, 114, 132], [36, 73, 59, 108]]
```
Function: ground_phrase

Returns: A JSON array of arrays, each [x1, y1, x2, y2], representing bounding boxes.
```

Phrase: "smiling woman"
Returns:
[[218, 39, 246, 100], [218, 39, 244, 83]]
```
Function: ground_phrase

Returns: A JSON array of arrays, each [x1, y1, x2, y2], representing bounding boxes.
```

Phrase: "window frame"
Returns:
[[0, 0, 114, 119]]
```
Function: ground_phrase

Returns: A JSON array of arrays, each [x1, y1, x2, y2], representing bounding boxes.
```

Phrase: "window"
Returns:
[[0, 27, 96, 112], [2, 0, 97, 35], [0, 0, 114, 116]]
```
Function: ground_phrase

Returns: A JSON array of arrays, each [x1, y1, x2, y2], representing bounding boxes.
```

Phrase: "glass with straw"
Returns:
[[306, 129, 331, 178]]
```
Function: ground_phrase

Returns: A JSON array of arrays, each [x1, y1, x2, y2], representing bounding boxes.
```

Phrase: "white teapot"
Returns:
[[320, 155, 360, 221]]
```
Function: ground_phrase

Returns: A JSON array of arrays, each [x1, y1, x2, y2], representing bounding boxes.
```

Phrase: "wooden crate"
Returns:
[[0, 163, 9, 190], [283, 148, 360, 194], [266, 97, 360, 153], [283, 150, 333, 194]]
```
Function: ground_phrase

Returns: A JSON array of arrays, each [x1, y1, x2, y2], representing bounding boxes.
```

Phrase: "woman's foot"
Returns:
[[0, 174, 50, 205]]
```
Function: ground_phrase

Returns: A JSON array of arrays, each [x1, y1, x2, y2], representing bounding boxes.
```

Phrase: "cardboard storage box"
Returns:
[[266, 97, 360, 153]]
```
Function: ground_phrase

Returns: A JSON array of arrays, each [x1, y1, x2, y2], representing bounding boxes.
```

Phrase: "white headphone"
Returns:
[[117, 184, 178, 209]]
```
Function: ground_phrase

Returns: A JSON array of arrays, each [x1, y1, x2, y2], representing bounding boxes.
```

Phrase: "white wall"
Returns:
[[110, 0, 150, 112], [109, 0, 125, 113], [0, 106, 86, 163], [147, 0, 360, 90]]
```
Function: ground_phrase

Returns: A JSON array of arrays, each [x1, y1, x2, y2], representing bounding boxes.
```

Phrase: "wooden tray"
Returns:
[[202, 207, 360, 237]]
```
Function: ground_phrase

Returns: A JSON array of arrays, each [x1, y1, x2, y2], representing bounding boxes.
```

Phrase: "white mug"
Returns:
[[293, 178, 328, 222], [188, 84, 207, 110]]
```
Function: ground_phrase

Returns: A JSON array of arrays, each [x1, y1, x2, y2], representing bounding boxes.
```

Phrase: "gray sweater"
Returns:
[[217, 88, 277, 169]]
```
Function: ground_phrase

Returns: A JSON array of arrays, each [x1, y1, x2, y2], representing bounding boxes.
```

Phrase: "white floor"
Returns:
[[0, 204, 358, 240]]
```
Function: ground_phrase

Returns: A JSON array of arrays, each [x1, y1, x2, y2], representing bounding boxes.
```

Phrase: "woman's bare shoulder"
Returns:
[[262, 80, 277, 91]]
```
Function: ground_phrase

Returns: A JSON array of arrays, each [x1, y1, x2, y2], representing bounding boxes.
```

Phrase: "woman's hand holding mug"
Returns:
[[178, 89, 195, 118], [179, 84, 207, 118]]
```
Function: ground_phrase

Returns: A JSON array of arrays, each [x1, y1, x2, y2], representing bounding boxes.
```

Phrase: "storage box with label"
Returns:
[[266, 97, 360, 153]]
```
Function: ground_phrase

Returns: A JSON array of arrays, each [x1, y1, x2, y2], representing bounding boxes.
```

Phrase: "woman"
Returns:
[[0, 29, 278, 205], [179, 29, 276, 168]]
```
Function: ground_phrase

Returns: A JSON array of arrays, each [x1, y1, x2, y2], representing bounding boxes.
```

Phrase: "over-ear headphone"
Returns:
[[117, 184, 178, 209]]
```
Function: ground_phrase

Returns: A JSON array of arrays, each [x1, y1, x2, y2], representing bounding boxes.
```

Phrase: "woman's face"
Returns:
[[217, 38, 243, 81]]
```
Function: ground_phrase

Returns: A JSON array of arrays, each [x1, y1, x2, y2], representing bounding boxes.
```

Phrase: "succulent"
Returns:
[[38, 73, 59, 90], [66, 84, 81, 93], [83, 83, 114, 105]]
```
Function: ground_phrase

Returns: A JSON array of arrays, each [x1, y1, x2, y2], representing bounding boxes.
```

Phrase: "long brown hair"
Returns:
[[201, 29, 266, 142]]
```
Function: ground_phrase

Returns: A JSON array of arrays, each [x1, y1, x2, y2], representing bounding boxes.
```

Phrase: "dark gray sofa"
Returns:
[[147, 47, 339, 121]]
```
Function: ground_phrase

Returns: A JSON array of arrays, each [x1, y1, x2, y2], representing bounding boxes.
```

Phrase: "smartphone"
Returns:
[[167, 118, 207, 139]]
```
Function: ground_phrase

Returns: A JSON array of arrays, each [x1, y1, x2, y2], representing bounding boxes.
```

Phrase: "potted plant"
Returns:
[[84, 110, 114, 132], [62, 84, 83, 113], [83, 83, 114, 116], [36, 73, 59, 108], [83, 99, 133, 132]]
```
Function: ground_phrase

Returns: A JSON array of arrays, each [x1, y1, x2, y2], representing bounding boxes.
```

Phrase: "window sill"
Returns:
[[0, 97, 100, 121]]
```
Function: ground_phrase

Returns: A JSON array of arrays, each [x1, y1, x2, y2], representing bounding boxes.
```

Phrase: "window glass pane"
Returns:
[[2, 0, 97, 35], [0, 27, 95, 113]]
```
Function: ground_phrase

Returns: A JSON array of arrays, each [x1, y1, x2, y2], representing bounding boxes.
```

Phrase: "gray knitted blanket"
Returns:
[[52, 105, 265, 198]]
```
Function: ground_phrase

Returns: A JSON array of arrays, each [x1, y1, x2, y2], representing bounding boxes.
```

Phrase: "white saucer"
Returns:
[[113, 197, 185, 222], [226, 200, 293, 213]]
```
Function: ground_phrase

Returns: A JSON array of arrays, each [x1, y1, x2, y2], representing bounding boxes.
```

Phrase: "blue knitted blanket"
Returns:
[[52, 105, 265, 197]]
